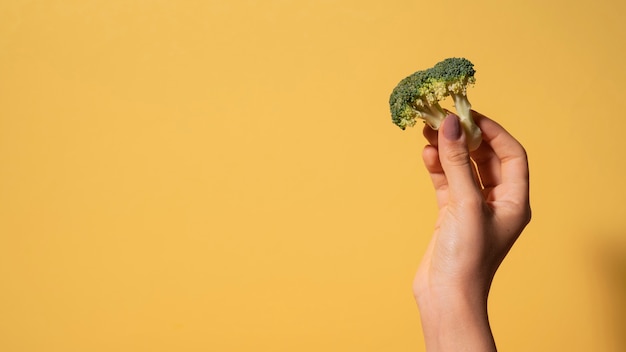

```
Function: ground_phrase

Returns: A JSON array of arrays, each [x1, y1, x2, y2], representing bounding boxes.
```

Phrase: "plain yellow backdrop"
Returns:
[[1, 0, 626, 351]]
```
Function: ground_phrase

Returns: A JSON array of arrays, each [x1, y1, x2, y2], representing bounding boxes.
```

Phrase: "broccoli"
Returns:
[[389, 69, 448, 131], [389, 57, 482, 151]]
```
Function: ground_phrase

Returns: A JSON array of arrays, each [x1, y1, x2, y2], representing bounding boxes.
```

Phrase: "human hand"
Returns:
[[413, 111, 531, 351]]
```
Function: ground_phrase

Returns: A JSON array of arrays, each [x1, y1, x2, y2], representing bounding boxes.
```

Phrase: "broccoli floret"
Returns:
[[389, 69, 448, 131], [389, 57, 482, 151], [431, 57, 482, 151]]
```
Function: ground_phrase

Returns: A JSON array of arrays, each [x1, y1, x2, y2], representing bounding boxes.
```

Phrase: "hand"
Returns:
[[413, 111, 531, 351]]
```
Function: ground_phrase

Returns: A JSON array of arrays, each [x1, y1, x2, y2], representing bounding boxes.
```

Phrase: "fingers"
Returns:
[[422, 111, 527, 199], [422, 123, 438, 146], [470, 134, 501, 189], [422, 124, 448, 208], [422, 144, 448, 208], [471, 110, 529, 198], [436, 114, 482, 201]]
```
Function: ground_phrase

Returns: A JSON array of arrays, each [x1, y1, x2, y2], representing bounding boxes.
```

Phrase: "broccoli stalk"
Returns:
[[447, 91, 481, 151], [389, 57, 482, 151], [413, 99, 447, 130]]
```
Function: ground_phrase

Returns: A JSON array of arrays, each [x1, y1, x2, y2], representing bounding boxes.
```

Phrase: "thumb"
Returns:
[[438, 114, 481, 199]]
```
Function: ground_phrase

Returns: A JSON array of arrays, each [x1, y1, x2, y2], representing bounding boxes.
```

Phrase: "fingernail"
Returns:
[[443, 114, 461, 141]]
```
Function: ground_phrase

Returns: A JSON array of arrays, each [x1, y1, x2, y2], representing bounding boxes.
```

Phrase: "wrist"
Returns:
[[415, 285, 496, 351], [413, 270, 492, 305]]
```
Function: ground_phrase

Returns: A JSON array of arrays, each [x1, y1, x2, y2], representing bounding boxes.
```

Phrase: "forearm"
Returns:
[[415, 287, 496, 352]]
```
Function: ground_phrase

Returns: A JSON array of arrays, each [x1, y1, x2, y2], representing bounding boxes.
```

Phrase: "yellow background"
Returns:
[[1, 0, 625, 351]]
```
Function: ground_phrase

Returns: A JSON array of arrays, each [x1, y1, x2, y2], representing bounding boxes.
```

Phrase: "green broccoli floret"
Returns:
[[389, 57, 482, 151], [389, 69, 448, 131], [431, 57, 482, 151]]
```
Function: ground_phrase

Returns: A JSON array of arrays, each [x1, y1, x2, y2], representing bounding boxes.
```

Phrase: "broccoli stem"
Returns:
[[450, 93, 482, 151], [416, 103, 447, 130]]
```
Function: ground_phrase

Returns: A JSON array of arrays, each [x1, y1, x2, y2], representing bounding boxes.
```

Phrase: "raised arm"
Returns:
[[413, 111, 531, 351]]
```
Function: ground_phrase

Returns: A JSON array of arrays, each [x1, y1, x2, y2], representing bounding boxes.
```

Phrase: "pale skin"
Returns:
[[413, 111, 531, 352]]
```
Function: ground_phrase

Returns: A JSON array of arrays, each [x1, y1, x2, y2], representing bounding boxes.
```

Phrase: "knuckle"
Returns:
[[445, 148, 471, 167]]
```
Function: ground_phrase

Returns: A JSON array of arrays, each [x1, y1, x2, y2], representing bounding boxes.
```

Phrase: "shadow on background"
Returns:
[[596, 237, 626, 351]]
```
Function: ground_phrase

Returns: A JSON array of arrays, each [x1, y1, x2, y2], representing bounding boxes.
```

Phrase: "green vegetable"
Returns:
[[389, 57, 482, 151]]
